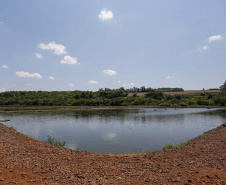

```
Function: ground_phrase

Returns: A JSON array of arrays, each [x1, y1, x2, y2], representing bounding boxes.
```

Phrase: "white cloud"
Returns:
[[0, 88, 6, 92], [39, 42, 66, 55], [26, 84, 31, 86], [68, 83, 74, 87], [199, 46, 210, 52], [118, 81, 121, 83], [0, 21, 3, 24], [124, 83, 134, 87], [99, 9, 113, 21], [60, 55, 79, 65], [103, 69, 117, 76], [35, 53, 43, 59], [16, 71, 42, 79], [208, 35, 223, 42], [88, 80, 98, 84], [48, 76, 55, 80], [166, 76, 175, 79], [1, 65, 8, 69]]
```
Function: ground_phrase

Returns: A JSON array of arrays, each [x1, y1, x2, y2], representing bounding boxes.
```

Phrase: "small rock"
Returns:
[[21, 173, 27, 178]]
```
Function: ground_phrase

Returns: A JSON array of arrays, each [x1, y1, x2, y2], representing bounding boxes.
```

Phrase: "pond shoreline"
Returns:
[[0, 122, 225, 184], [0, 105, 225, 113]]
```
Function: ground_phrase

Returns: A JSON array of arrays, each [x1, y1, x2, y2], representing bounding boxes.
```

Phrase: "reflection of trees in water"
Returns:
[[202, 109, 226, 119], [2, 108, 226, 128], [121, 114, 186, 126]]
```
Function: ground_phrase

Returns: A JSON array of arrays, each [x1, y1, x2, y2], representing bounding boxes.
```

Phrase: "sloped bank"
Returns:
[[0, 122, 225, 184]]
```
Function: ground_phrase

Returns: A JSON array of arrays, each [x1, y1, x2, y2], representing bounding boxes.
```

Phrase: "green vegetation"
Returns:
[[198, 133, 207, 138], [162, 141, 190, 150], [74, 149, 86, 152], [9, 126, 17, 131], [0, 82, 225, 107], [43, 135, 66, 147]]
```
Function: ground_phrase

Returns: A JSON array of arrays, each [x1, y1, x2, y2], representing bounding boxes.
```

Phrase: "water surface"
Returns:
[[1, 108, 226, 154]]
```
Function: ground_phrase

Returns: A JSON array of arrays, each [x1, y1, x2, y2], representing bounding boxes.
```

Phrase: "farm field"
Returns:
[[128, 90, 220, 97]]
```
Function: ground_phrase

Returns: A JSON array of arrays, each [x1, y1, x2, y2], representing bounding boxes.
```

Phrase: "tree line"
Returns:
[[0, 83, 225, 107], [100, 86, 184, 92]]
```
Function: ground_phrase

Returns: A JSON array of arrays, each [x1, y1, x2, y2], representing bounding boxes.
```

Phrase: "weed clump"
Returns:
[[43, 135, 66, 147], [162, 141, 190, 150], [198, 133, 207, 138], [74, 149, 86, 152], [9, 126, 17, 131]]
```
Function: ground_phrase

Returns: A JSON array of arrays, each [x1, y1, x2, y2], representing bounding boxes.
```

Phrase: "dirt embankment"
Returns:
[[0, 123, 225, 184]]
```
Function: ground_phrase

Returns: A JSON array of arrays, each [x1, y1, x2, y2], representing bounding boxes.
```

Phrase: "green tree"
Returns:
[[220, 81, 226, 92]]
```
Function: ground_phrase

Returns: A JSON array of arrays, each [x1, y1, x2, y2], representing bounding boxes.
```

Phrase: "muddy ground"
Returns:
[[0, 122, 225, 184]]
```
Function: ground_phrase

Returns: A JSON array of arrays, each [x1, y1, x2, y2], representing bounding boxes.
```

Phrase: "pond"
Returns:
[[1, 108, 226, 154]]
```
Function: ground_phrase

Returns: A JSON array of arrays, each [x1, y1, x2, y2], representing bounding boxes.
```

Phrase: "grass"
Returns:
[[0, 106, 94, 112], [198, 133, 207, 138], [74, 149, 86, 152], [21, 133, 34, 139], [162, 141, 190, 150], [143, 141, 190, 153], [7, 126, 65, 148], [9, 126, 17, 131], [43, 135, 66, 147], [8, 126, 34, 138]]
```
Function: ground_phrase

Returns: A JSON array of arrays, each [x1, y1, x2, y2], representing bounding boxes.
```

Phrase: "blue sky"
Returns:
[[0, 0, 226, 92]]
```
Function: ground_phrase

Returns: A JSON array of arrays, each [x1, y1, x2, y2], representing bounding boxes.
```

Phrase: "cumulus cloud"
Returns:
[[16, 71, 42, 79], [0, 88, 6, 92], [199, 46, 210, 52], [103, 69, 117, 76], [39, 42, 66, 55], [166, 76, 175, 79], [208, 35, 223, 42], [1, 65, 8, 69], [68, 83, 74, 87], [35, 53, 43, 59], [99, 9, 113, 21], [124, 83, 134, 87], [60, 55, 79, 65], [48, 76, 55, 80], [88, 80, 98, 84]]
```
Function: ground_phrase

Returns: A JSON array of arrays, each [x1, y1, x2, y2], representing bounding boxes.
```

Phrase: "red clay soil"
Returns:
[[0, 123, 225, 185]]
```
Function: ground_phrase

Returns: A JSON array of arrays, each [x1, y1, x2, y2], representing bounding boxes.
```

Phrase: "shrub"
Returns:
[[43, 135, 66, 147], [162, 141, 190, 150], [162, 143, 175, 150], [180, 102, 188, 107]]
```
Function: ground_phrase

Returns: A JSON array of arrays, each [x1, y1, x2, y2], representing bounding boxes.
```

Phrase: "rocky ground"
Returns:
[[0, 122, 225, 184]]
